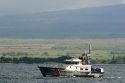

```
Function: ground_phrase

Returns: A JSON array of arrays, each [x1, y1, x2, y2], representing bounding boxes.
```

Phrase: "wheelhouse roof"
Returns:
[[65, 58, 82, 62]]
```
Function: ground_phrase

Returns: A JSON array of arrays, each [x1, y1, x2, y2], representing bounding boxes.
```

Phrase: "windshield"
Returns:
[[65, 61, 79, 65]]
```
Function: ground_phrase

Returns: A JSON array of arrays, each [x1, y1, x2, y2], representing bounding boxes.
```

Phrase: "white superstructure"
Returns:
[[65, 58, 91, 72]]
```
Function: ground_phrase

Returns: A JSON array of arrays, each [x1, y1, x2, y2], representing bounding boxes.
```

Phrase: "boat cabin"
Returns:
[[64, 58, 92, 72], [64, 58, 82, 65]]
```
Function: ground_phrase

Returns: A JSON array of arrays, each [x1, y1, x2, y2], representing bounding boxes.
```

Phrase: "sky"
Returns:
[[0, 0, 125, 16]]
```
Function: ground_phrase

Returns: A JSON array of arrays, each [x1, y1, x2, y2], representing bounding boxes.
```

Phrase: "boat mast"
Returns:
[[79, 44, 92, 65]]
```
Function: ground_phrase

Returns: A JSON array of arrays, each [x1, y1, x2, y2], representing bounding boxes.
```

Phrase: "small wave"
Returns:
[[104, 76, 122, 79]]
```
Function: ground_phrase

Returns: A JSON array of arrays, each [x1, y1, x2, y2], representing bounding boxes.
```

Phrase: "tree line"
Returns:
[[0, 56, 72, 64], [0, 55, 125, 64], [90, 55, 125, 64]]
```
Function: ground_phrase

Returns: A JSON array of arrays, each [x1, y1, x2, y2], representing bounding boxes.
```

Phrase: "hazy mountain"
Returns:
[[0, 4, 125, 38]]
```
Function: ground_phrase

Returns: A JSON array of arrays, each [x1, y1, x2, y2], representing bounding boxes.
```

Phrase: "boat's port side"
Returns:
[[38, 66, 104, 77], [38, 66, 55, 77], [38, 66, 65, 77]]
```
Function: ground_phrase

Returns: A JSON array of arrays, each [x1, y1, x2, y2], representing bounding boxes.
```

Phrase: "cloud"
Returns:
[[0, 0, 125, 15], [64, 0, 125, 9], [121, 0, 125, 3]]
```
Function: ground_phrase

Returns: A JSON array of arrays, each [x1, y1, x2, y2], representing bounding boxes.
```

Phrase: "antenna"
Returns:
[[79, 43, 92, 64], [88, 44, 92, 54]]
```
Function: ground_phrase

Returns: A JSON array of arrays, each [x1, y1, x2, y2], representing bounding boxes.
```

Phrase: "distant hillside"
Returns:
[[0, 4, 125, 38]]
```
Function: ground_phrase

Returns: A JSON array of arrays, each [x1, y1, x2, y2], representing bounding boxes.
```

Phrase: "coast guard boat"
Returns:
[[38, 45, 104, 78]]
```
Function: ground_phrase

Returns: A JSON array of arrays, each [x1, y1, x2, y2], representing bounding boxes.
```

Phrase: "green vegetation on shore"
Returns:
[[0, 50, 125, 64], [0, 55, 125, 64], [0, 39, 125, 64], [0, 55, 72, 64]]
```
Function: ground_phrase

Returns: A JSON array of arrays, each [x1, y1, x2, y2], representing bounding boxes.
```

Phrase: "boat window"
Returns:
[[80, 68, 83, 70], [65, 62, 71, 64], [85, 68, 88, 71], [65, 61, 79, 64], [74, 62, 79, 64]]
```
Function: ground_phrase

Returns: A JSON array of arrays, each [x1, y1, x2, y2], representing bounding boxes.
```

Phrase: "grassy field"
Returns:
[[0, 38, 125, 63]]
